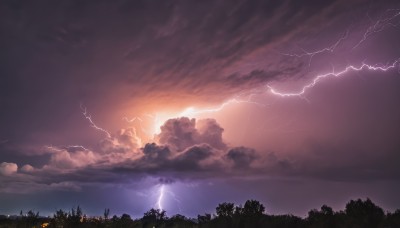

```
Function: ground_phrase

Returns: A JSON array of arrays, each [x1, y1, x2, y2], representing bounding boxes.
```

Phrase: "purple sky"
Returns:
[[1, 0, 400, 217]]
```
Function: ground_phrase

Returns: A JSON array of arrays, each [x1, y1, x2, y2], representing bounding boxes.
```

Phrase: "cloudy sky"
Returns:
[[1, 0, 400, 217]]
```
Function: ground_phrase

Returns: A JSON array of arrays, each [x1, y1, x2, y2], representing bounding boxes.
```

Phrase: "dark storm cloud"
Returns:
[[0, 0, 361, 145], [226, 147, 257, 169]]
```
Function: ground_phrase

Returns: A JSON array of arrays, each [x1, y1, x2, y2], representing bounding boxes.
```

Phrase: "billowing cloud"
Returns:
[[0, 118, 263, 192], [157, 118, 200, 152], [157, 117, 226, 152], [0, 162, 18, 176], [44, 146, 97, 170], [20, 164, 35, 173]]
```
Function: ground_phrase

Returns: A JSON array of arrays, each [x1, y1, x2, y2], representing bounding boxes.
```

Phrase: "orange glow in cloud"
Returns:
[[137, 97, 266, 139]]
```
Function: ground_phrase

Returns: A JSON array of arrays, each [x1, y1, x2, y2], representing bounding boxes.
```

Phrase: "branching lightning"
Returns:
[[272, 8, 400, 98], [122, 116, 152, 136], [353, 8, 400, 49], [80, 104, 111, 138], [281, 30, 348, 66], [267, 59, 400, 97], [120, 7, 400, 138], [131, 57, 400, 135], [165, 187, 183, 213], [155, 184, 182, 212]]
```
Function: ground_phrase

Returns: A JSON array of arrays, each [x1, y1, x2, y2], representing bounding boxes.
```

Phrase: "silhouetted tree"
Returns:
[[216, 202, 235, 218], [307, 205, 336, 228], [267, 214, 305, 228], [229, 200, 265, 228], [2, 197, 400, 228], [234, 205, 243, 216], [117, 213, 134, 227], [104, 208, 110, 220], [165, 214, 195, 227], [142, 208, 167, 227], [26, 210, 40, 227], [345, 198, 384, 228], [51, 209, 68, 228], [385, 209, 400, 228], [242, 200, 265, 216], [68, 206, 83, 227], [198, 213, 211, 224]]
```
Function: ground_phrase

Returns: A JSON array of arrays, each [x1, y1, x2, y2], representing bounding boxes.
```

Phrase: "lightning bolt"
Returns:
[[122, 116, 152, 137], [157, 184, 165, 210], [353, 8, 400, 49], [281, 30, 348, 66], [267, 59, 400, 97], [80, 104, 111, 138], [64, 145, 89, 151], [128, 58, 399, 136], [44, 145, 63, 152], [154, 184, 183, 212], [122, 116, 143, 123], [178, 96, 266, 118], [44, 145, 89, 152]]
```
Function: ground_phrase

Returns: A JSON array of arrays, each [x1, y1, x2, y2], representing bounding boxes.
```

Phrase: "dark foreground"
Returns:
[[1, 198, 399, 228]]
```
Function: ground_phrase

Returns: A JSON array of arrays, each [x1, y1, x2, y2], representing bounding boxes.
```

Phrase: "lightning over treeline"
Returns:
[[1, 0, 400, 218]]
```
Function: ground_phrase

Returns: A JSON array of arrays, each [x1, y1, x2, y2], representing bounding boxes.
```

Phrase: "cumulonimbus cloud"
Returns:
[[0, 117, 267, 192]]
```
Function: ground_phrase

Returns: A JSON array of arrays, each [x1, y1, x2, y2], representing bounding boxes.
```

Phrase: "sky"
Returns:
[[1, 0, 400, 217]]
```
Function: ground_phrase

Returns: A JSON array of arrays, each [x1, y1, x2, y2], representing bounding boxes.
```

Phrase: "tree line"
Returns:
[[0, 198, 399, 228]]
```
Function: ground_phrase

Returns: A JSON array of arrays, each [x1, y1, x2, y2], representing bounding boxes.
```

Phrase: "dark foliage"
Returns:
[[0, 198, 399, 228]]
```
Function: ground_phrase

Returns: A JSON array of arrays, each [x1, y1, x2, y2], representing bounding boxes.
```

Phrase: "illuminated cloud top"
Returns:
[[0, 0, 400, 216]]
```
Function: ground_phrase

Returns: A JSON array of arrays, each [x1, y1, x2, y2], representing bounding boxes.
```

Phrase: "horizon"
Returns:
[[0, 197, 397, 219]]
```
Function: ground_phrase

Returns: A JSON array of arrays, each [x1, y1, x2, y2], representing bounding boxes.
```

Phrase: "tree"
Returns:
[[242, 200, 265, 216], [198, 213, 211, 224], [345, 198, 384, 228], [104, 208, 110, 220], [143, 208, 167, 221], [26, 210, 40, 227], [142, 208, 167, 227], [216, 202, 235, 218], [118, 214, 134, 227], [52, 209, 68, 227], [386, 209, 400, 227], [68, 206, 83, 226], [168, 214, 193, 227], [307, 205, 335, 228]]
